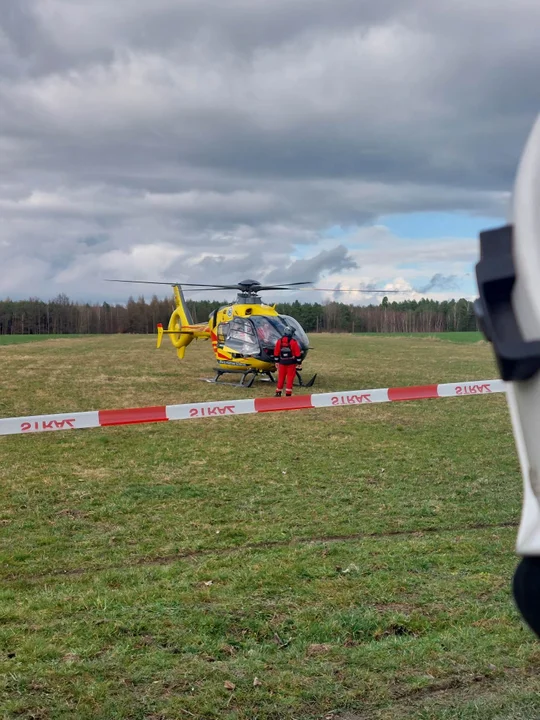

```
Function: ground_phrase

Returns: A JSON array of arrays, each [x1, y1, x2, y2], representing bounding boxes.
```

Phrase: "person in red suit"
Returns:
[[273, 326, 302, 396]]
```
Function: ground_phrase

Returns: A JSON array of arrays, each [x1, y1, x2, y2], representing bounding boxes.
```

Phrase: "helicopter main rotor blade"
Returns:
[[104, 279, 406, 294], [294, 287, 406, 294], [104, 279, 315, 291], [104, 279, 177, 286], [189, 281, 313, 292], [104, 279, 242, 289], [254, 282, 313, 291], [257, 281, 313, 287], [164, 284, 314, 292], [166, 287, 233, 293]]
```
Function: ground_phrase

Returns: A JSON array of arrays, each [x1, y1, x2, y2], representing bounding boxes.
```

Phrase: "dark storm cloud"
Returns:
[[415, 273, 460, 294], [0, 0, 537, 301], [265, 246, 358, 285]]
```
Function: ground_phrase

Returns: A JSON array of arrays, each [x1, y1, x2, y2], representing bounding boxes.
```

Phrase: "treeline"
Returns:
[[0, 294, 479, 335]]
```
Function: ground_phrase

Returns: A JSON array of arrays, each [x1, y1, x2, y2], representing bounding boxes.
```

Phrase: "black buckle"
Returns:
[[474, 223, 540, 381]]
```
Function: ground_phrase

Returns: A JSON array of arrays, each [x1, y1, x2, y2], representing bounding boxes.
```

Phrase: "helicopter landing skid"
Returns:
[[295, 370, 317, 388], [202, 368, 275, 388]]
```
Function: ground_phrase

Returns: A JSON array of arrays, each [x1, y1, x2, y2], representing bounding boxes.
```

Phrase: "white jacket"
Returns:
[[505, 114, 540, 555]]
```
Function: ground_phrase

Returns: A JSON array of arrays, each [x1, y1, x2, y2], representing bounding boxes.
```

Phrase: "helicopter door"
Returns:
[[224, 318, 259, 356]]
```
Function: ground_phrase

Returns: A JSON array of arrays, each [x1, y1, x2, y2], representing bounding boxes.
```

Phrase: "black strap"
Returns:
[[475, 224, 540, 380], [513, 557, 540, 637]]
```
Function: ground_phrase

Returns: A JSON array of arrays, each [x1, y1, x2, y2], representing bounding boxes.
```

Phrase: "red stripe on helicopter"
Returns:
[[254, 395, 314, 413], [99, 406, 168, 426], [387, 384, 439, 401]]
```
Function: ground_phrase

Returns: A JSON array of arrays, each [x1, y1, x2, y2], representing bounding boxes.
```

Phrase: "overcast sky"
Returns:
[[1, 0, 538, 306]]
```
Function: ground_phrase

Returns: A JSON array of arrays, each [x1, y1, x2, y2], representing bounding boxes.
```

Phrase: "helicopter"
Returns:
[[106, 277, 404, 388]]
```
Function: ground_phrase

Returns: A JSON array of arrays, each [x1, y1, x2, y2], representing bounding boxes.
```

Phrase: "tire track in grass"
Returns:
[[331, 666, 540, 720], [3, 520, 518, 583]]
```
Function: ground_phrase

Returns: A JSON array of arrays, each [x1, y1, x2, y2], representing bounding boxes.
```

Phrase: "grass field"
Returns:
[[0, 330, 482, 347], [1, 333, 538, 720], [0, 334, 87, 346], [355, 332, 484, 343]]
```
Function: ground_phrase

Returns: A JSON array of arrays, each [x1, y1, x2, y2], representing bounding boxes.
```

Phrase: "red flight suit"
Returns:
[[274, 335, 302, 395]]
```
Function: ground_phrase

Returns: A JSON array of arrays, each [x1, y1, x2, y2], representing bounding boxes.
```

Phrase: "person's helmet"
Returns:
[[283, 326, 294, 338]]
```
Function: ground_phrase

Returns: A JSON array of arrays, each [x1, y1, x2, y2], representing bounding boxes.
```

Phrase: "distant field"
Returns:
[[0, 334, 88, 346], [356, 331, 484, 343], [0, 331, 483, 347], [1, 333, 537, 720]]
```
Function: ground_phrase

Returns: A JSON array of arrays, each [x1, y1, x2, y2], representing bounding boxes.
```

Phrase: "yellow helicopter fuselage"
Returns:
[[156, 285, 309, 373], [209, 302, 282, 372]]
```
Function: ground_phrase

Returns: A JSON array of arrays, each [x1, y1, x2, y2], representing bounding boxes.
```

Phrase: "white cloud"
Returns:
[[0, 0, 536, 302]]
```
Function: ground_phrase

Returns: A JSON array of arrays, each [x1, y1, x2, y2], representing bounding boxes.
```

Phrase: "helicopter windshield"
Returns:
[[251, 315, 309, 351], [278, 315, 309, 349], [251, 316, 285, 347]]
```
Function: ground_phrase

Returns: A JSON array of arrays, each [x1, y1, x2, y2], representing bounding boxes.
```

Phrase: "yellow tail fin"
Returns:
[[156, 285, 210, 359], [157, 323, 164, 349]]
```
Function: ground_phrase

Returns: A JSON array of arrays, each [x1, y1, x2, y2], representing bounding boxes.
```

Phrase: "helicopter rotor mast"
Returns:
[[232, 279, 314, 304]]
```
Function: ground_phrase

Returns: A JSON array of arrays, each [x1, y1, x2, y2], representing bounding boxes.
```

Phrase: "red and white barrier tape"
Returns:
[[0, 379, 506, 437]]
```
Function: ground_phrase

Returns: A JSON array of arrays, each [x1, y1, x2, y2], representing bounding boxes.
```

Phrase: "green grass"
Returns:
[[355, 331, 484, 343], [1, 333, 538, 719], [0, 334, 88, 346], [0, 330, 482, 347]]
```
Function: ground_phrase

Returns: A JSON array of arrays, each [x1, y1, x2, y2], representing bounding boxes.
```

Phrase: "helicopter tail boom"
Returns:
[[158, 284, 210, 359]]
